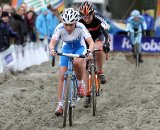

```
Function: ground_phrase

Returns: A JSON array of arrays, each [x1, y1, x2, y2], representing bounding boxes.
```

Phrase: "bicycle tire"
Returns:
[[135, 43, 139, 67], [95, 74, 100, 96], [69, 106, 72, 126], [91, 65, 96, 116], [136, 53, 139, 67], [63, 76, 71, 127], [69, 78, 77, 126]]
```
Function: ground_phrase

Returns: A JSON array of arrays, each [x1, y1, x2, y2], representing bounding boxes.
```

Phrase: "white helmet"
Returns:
[[61, 8, 79, 24], [131, 10, 140, 17]]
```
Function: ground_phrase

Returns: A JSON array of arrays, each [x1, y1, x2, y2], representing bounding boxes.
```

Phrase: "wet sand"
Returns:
[[0, 52, 160, 130]]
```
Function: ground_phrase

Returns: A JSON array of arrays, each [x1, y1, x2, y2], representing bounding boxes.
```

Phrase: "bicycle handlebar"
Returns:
[[128, 31, 142, 34], [93, 49, 103, 52], [57, 52, 86, 58]]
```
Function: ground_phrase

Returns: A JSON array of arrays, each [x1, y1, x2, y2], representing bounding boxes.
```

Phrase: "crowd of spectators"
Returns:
[[0, 2, 61, 53], [0, 2, 160, 54], [140, 8, 160, 37]]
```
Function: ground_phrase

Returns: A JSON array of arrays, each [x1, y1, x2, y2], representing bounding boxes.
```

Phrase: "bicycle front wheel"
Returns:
[[69, 78, 77, 126], [63, 77, 71, 127], [134, 43, 139, 67], [91, 65, 97, 116]]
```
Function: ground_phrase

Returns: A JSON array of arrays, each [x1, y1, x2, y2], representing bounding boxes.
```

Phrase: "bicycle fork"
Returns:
[[62, 74, 79, 109], [88, 73, 100, 96]]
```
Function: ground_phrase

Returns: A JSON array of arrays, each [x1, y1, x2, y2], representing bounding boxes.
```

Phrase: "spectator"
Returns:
[[46, 6, 60, 41], [29, 6, 35, 12], [21, 2, 28, 13], [47, 5, 61, 66], [2, 4, 16, 44], [35, 7, 48, 41], [47, 4, 61, 22], [0, 11, 17, 52], [28, 6, 38, 19], [154, 15, 160, 37], [17, 6, 28, 44], [25, 10, 36, 42], [142, 8, 154, 36]]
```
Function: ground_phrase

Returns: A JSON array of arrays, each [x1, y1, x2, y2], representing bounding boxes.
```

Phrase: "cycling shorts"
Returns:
[[59, 45, 86, 67], [93, 34, 105, 43], [86, 34, 105, 48]]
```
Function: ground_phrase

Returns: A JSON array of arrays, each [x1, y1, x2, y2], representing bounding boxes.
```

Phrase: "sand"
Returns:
[[0, 52, 160, 130]]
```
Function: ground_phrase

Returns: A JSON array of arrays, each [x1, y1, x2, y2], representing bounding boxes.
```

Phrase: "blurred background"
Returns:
[[0, 0, 158, 19], [0, 0, 160, 73]]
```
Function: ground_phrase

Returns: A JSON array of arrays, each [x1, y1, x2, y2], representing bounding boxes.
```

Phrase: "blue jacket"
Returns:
[[36, 13, 48, 39], [142, 13, 154, 30], [0, 20, 17, 51], [126, 15, 147, 32], [46, 11, 59, 39], [126, 15, 147, 49]]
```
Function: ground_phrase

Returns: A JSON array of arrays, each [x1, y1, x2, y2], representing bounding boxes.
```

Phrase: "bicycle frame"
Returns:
[[61, 56, 78, 106], [87, 49, 101, 116], [88, 51, 100, 96], [57, 53, 85, 127], [129, 31, 142, 67]]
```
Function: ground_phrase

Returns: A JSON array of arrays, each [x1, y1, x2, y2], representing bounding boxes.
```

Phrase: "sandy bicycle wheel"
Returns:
[[91, 64, 97, 116], [134, 43, 139, 67], [69, 77, 77, 126], [63, 76, 71, 127]]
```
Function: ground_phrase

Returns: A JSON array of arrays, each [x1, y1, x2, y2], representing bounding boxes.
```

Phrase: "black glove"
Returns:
[[52, 56, 55, 67], [103, 42, 110, 53]]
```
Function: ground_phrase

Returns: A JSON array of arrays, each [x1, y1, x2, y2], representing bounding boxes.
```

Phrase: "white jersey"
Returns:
[[52, 22, 91, 48]]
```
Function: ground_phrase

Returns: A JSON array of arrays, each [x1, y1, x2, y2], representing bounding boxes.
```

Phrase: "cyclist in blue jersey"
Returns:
[[49, 8, 94, 116], [126, 10, 147, 62]]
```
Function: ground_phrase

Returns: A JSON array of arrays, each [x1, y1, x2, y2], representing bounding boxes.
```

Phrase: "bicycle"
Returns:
[[56, 52, 85, 127], [87, 49, 102, 116], [129, 31, 142, 67]]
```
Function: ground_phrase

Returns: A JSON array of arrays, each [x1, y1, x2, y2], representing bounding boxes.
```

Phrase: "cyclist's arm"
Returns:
[[96, 14, 110, 42], [49, 38, 58, 51], [79, 22, 94, 52], [100, 25, 110, 42], [142, 20, 147, 31], [126, 17, 133, 32], [95, 14, 110, 31], [85, 37, 94, 52]]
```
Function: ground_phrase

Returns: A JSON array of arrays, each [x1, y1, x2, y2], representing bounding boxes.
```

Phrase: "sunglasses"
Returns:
[[64, 23, 75, 26]]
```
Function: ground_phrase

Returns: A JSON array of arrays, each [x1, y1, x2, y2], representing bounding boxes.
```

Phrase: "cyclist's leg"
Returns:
[[83, 62, 91, 107], [82, 61, 89, 94], [130, 28, 136, 58], [137, 30, 143, 62], [95, 40, 107, 84], [74, 46, 86, 81], [55, 49, 68, 116], [73, 46, 87, 97]]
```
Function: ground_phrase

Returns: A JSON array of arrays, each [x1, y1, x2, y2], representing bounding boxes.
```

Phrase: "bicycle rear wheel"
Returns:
[[63, 77, 71, 127], [91, 65, 97, 116]]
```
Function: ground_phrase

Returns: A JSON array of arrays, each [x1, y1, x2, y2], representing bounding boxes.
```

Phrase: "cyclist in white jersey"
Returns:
[[49, 8, 94, 116]]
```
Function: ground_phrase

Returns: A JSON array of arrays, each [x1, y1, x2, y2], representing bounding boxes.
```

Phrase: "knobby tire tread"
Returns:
[[69, 79, 77, 126], [91, 65, 96, 116], [63, 77, 71, 127]]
